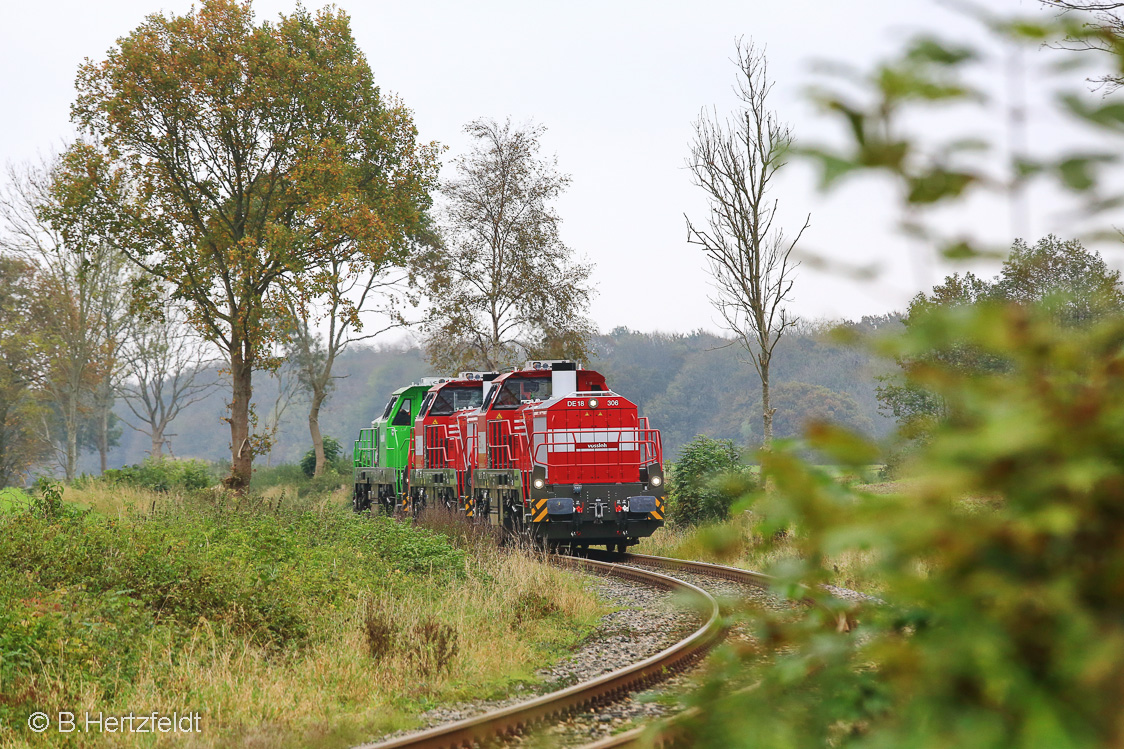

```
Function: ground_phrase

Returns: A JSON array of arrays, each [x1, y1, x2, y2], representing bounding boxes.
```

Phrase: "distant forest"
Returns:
[[93, 315, 903, 473]]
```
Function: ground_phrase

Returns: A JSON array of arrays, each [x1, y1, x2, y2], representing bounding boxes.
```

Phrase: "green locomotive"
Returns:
[[352, 378, 449, 514]]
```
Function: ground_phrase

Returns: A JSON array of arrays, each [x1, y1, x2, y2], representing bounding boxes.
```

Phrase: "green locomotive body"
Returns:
[[353, 380, 445, 514]]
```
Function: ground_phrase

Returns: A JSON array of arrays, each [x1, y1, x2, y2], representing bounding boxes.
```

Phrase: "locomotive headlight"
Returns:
[[533, 478, 545, 489], [588, 398, 599, 409], [650, 475, 662, 487]]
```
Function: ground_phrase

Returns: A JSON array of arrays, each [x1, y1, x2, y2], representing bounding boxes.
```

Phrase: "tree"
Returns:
[[416, 117, 594, 372], [991, 234, 1124, 322], [1042, 1, 1124, 90], [300, 435, 342, 478], [768, 382, 874, 441], [69, 0, 438, 488], [668, 435, 751, 525], [0, 257, 49, 486], [285, 256, 416, 478], [0, 158, 125, 481], [685, 39, 809, 449], [118, 302, 219, 459], [878, 238, 1124, 432]]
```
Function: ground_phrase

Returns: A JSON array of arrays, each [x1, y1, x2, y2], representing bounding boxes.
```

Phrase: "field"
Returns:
[[636, 476, 913, 594], [0, 483, 604, 748]]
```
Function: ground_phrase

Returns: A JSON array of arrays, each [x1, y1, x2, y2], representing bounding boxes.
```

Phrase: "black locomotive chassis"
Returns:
[[530, 481, 665, 543]]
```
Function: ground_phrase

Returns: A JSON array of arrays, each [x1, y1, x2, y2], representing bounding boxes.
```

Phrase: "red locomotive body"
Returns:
[[407, 373, 495, 511], [471, 361, 665, 551]]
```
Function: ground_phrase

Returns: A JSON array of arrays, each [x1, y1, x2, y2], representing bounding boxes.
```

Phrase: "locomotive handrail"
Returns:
[[423, 424, 451, 469], [530, 428, 664, 472], [354, 427, 378, 468], [486, 417, 524, 469]]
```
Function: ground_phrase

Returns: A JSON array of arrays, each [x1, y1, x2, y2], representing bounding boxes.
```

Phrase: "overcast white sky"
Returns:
[[3, 0, 1109, 336]]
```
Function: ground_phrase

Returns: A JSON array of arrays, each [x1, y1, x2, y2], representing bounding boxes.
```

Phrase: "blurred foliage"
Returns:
[[673, 7, 1124, 748], [877, 236, 1123, 449], [801, 16, 1124, 258], [668, 435, 756, 525], [678, 303, 1124, 747]]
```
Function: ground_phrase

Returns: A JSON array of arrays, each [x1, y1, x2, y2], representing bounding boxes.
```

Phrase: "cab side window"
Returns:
[[391, 398, 413, 426]]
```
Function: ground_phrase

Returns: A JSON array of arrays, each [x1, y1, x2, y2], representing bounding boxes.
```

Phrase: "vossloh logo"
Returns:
[[575, 442, 617, 450]]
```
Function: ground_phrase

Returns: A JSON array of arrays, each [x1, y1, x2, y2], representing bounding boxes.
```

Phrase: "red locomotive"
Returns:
[[359, 361, 666, 551]]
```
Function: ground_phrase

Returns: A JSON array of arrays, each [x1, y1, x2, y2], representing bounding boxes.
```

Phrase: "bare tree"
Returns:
[[285, 256, 411, 477], [416, 117, 594, 372], [0, 157, 127, 480], [1042, 2, 1124, 90], [119, 302, 219, 459], [685, 40, 809, 448]]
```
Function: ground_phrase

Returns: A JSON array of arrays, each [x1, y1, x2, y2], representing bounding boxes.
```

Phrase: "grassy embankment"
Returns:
[[636, 476, 917, 594], [0, 481, 602, 748]]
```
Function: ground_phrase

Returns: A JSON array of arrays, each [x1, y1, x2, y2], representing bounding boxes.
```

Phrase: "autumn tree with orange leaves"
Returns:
[[67, 0, 439, 488]]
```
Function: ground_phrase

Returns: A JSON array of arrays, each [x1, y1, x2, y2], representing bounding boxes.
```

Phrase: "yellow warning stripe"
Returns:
[[534, 508, 549, 522], [533, 498, 548, 522], [651, 510, 663, 520]]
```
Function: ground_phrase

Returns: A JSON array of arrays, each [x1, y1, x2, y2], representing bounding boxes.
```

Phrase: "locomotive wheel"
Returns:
[[353, 483, 374, 513]]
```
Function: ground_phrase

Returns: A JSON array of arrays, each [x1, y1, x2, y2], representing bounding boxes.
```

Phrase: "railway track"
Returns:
[[360, 556, 723, 749], [570, 553, 793, 749]]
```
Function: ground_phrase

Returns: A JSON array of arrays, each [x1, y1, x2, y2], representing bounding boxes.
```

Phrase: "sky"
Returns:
[[0, 0, 1105, 337]]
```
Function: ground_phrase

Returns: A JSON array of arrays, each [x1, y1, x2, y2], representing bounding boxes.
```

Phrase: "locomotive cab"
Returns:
[[353, 378, 450, 514], [472, 360, 666, 550]]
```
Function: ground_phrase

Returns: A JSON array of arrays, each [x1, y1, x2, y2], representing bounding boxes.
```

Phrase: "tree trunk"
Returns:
[[227, 343, 254, 490], [65, 412, 78, 483], [309, 386, 326, 478], [97, 407, 109, 474], [151, 423, 164, 460], [761, 358, 773, 448]]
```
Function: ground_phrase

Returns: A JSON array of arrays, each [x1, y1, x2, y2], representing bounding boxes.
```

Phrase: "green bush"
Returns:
[[101, 456, 214, 491], [300, 435, 345, 477], [250, 461, 308, 489], [668, 435, 755, 525], [0, 497, 465, 725]]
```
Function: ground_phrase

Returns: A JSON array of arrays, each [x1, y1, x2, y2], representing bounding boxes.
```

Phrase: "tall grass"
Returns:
[[0, 483, 602, 748], [638, 508, 885, 593]]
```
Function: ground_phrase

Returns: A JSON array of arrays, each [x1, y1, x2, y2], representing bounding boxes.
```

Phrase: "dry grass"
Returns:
[[4, 488, 603, 749], [5, 549, 600, 749], [638, 511, 884, 594]]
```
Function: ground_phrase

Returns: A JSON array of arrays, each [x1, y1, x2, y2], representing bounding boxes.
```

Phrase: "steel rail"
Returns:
[[570, 553, 783, 749], [611, 552, 777, 589], [359, 557, 722, 749], [575, 552, 859, 749]]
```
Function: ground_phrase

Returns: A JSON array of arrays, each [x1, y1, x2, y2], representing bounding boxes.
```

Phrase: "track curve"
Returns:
[[358, 557, 722, 749]]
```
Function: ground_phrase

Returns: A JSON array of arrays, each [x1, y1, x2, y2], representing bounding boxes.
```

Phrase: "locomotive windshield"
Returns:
[[391, 398, 412, 426], [429, 386, 483, 416], [381, 398, 395, 419], [493, 376, 552, 409]]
